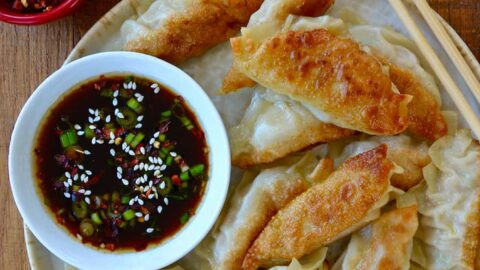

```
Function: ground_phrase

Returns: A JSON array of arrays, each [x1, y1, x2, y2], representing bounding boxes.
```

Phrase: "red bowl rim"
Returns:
[[0, 0, 84, 25]]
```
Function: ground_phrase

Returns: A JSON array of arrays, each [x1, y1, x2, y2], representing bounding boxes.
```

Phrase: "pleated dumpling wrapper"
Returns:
[[329, 134, 430, 190], [230, 89, 354, 168], [242, 145, 404, 269], [331, 206, 418, 270], [120, 0, 264, 63], [178, 153, 334, 270], [229, 25, 412, 135], [410, 129, 480, 269]]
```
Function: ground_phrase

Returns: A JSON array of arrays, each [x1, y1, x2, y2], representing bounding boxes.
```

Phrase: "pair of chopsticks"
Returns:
[[388, 0, 480, 139]]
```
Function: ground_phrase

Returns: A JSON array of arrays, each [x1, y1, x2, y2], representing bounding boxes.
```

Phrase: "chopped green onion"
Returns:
[[122, 209, 135, 221], [180, 171, 190, 181], [60, 133, 70, 148], [72, 201, 88, 219], [119, 89, 132, 98], [91, 212, 102, 225], [112, 191, 120, 202], [159, 134, 166, 142], [165, 155, 173, 166], [60, 129, 77, 148], [160, 147, 170, 155], [116, 107, 137, 130], [190, 164, 205, 177], [130, 133, 145, 148], [180, 213, 189, 224], [126, 98, 144, 114], [84, 125, 95, 139], [79, 219, 95, 237], [125, 133, 135, 145], [161, 110, 172, 118], [100, 88, 113, 98], [120, 196, 130, 204], [158, 178, 173, 196]]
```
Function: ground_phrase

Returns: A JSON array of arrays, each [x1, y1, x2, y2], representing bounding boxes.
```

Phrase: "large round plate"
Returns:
[[24, 0, 480, 269]]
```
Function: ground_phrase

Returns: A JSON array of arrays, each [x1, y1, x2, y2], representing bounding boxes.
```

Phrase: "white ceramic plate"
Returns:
[[23, 0, 480, 269]]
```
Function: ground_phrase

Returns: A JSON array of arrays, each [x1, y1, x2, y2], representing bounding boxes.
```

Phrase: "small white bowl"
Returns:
[[9, 52, 230, 270]]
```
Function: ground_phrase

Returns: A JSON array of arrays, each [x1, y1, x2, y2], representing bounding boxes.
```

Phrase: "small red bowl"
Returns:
[[0, 0, 84, 25]]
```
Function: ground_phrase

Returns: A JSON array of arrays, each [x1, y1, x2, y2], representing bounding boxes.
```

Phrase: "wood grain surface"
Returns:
[[0, 0, 478, 269]]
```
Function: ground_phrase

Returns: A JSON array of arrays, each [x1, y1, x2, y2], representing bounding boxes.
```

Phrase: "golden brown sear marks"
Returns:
[[231, 29, 412, 135], [125, 0, 264, 64], [241, 145, 394, 270]]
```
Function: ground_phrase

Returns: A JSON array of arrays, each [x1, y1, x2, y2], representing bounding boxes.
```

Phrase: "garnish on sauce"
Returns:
[[34, 75, 208, 251]]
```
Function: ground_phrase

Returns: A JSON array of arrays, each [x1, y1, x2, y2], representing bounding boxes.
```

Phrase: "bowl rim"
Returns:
[[8, 51, 231, 270], [0, 0, 84, 25]]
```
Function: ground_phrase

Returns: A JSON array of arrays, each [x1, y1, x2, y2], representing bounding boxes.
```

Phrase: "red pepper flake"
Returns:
[[111, 83, 120, 91], [172, 175, 181, 186], [105, 243, 115, 251]]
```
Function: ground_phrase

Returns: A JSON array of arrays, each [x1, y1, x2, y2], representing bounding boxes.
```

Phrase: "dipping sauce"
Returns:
[[33, 75, 208, 251], [5, 0, 64, 13]]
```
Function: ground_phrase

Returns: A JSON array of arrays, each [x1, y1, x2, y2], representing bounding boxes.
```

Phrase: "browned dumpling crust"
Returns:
[[241, 145, 394, 270], [231, 29, 412, 135], [125, 0, 264, 64]]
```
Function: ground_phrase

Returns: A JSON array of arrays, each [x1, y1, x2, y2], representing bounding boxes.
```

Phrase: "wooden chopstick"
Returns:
[[413, 0, 480, 105], [388, 0, 480, 139]]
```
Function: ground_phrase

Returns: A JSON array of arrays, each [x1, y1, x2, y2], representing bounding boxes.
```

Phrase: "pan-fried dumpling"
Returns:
[[411, 130, 480, 269], [329, 134, 430, 190], [242, 145, 404, 269], [332, 206, 418, 270], [230, 28, 412, 135], [120, 0, 263, 63], [219, 0, 335, 93], [284, 15, 447, 140], [212, 154, 333, 269], [269, 248, 328, 270], [231, 89, 354, 168]]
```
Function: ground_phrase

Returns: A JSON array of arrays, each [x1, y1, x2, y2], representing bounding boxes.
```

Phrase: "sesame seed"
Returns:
[[157, 158, 163, 165], [134, 196, 138, 201], [146, 228, 154, 233], [123, 83, 128, 89], [117, 113, 124, 119], [100, 243, 105, 249], [133, 164, 139, 171], [117, 167, 123, 173], [76, 234, 83, 241], [110, 149, 115, 156], [114, 108, 119, 115], [153, 131, 160, 138], [63, 182, 69, 188], [78, 164, 84, 170], [97, 139, 104, 144], [113, 90, 119, 97], [68, 177, 74, 184], [84, 150, 91, 155], [122, 142, 127, 150], [154, 170, 161, 176], [148, 164, 154, 171], [106, 115, 111, 123], [149, 138, 155, 145], [160, 165, 167, 171], [112, 98, 118, 106], [154, 87, 160, 94], [140, 147, 145, 155], [148, 194, 154, 199], [65, 172, 71, 178], [83, 176, 89, 183], [125, 146, 130, 153], [88, 117, 94, 123], [74, 124, 81, 130], [157, 205, 163, 213], [85, 170, 92, 176], [149, 180, 153, 187], [135, 123, 142, 129], [85, 190, 92, 196], [164, 198, 169, 205], [144, 214, 150, 221], [94, 116, 100, 122], [80, 174, 86, 181], [95, 109, 99, 116], [150, 83, 158, 89], [129, 150, 135, 156], [135, 178, 141, 185], [88, 108, 95, 114], [160, 181, 166, 189], [64, 192, 71, 198], [132, 82, 137, 90], [77, 131, 85, 136], [153, 141, 160, 149], [79, 189, 85, 194], [85, 197, 91, 204], [138, 199, 144, 205], [110, 132, 115, 139], [122, 179, 129, 186], [139, 163, 145, 170], [73, 174, 79, 181], [137, 95, 144, 102], [135, 212, 143, 218], [89, 125, 96, 130], [137, 115, 144, 121], [129, 198, 134, 205], [128, 81, 133, 89], [91, 137, 96, 145], [170, 152, 178, 157], [134, 93, 141, 98], [117, 172, 122, 179]]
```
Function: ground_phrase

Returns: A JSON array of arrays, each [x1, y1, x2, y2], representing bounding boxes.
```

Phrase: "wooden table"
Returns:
[[0, 0, 478, 269]]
